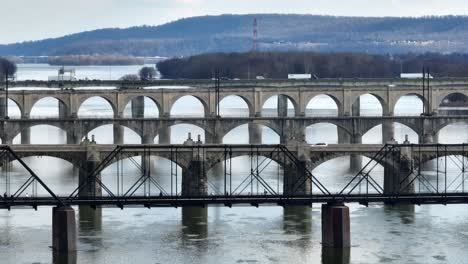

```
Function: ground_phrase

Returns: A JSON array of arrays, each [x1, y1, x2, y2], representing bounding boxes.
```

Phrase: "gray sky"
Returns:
[[2, 0, 468, 44]]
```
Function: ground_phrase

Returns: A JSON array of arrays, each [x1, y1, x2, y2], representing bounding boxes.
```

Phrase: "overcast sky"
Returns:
[[2, 0, 468, 44]]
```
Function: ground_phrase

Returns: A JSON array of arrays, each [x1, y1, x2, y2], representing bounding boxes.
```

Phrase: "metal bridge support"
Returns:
[[132, 97, 145, 118], [283, 160, 311, 195], [182, 158, 208, 197], [249, 123, 262, 144], [52, 206, 77, 253], [278, 94, 289, 117], [0, 97, 6, 118], [321, 203, 350, 248]]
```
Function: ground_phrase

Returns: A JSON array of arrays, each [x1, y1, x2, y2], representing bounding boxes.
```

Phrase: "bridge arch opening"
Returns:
[[155, 124, 206, 144], [394, 94, 425, 116], [222, 124, 281, 144], [123, 96, 160, 118], [438, 122, 468, 144], [170, 95, 207, 117], [312, 155, 384, 194], [30, 97, 68, 119], [352, 94, 384, 116], [101, 155, 183, 196], [84, 124, 141, 144], [438, 92, 468, 115], [217, 95, 251, 117], [4, 98, 22, 119], [305, 123, 338, 144], [305, 95, 339, 117], [78, 96, 115, 118], [2, 156, 77, 196], [261, 95, 296, 117], [207, 155, 283, 195], [13, 125, 67, 144], [362, 122, 419, 144]]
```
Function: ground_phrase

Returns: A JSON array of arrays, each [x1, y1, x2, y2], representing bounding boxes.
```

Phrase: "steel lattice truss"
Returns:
[[3, 144, 468, 209]]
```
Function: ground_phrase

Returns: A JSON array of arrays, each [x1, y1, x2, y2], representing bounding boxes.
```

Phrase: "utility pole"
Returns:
[[215, 69, 220, 117], [4, 68, 9, 120]]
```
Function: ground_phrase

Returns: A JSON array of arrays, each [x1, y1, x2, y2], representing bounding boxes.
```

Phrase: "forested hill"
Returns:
[[3, 14, 468, 56]]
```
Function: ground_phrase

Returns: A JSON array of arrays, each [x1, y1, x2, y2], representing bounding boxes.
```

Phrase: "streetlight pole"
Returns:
[[4, 69, 8, 120]]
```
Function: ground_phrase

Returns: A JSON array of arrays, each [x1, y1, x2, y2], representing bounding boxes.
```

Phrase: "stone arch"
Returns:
[[13, 124, 68, 144], [304, 123, 339, 144], [4, 98, 23, 118], [29, 96, 69, 118], [155, 123, 211, 144], [393, 93, 428, 116], [351, 93, 387, 116], [437, 121, 468, 144], [121, 95, 162, 118], [438, 92, 468, 115], [11, 154, 79, 168], [77, 96, 116, 118], [83, 124, 142, 144], [221, 123, 282, 144], [261, 94, 299, 117], [310, 153, 386, 172], [217, 94, 254, 117], [170, 95, 208, 117], [305, 94, 342, 116]]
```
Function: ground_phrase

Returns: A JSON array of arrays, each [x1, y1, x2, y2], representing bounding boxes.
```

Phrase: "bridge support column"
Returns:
[[79, 143, 102, 197], [158, 127, 171, 144], [249, 123, 262, 144], [384, 139, 414, 195], [382, 119, 394, 143], [421, 118, 436, 144], [59, 102, 68, 118], [113, 124, 124, 144], [132, 97, 145, 118], [278, 94, 288, 117], [182, 159, 208, 197], [52, 206, 76, 253], [321, 203, 350, 248], [21, 128, 30, 144], [0, 97, 6, 118], [182, 207, 208, 238], [350, 134, 362, 172], [283, 160, 311, 195]]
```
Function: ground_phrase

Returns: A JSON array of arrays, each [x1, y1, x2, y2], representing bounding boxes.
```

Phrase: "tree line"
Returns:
[[157, 52, 468, 79]]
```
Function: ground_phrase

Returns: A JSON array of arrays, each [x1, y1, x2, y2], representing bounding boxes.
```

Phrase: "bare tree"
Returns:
[[0, 58, 17, 80], [138, 66, 157, 80]]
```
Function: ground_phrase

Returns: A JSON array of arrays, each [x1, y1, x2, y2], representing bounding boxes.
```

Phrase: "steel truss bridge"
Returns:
[[2, 143, 468, 209]]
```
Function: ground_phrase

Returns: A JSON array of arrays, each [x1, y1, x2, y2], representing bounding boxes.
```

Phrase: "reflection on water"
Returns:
[[322, 247, 350, 264]]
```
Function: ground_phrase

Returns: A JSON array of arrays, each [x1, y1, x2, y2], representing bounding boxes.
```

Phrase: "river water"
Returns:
[[1, 65, 468, 264]]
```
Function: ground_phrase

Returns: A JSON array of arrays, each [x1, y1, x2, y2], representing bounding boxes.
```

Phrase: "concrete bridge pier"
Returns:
[[384, 139, 414, 195], [350, 134, 362, 172], [59, 102, 68, 118], [249, 123, 262, 144], [158, 127, 171, 144], [382, 119, 395, 143], [113, 124, 124, 144], [21, 127, 30, 144], [278, 94, 289, 117], [421, 118, 436, 144], [321, 203, 350, 248], [131, 97, 145, 118], [182, 155, 208, 197], [283, 159, 311, 195], [52, 206, 77, 253], [78, 142, 102, 197]]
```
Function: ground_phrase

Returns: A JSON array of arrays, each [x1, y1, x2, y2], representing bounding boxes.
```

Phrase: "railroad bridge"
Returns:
[[3, 78, 468, 145]]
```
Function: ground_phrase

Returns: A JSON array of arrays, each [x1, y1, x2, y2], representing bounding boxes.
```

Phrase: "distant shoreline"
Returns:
[[7, 55, 166, 66]]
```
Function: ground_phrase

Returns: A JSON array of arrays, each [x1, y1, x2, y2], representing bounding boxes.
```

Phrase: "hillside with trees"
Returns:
[[157, 52, 468, 79], [4, 15, 468, 56]]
